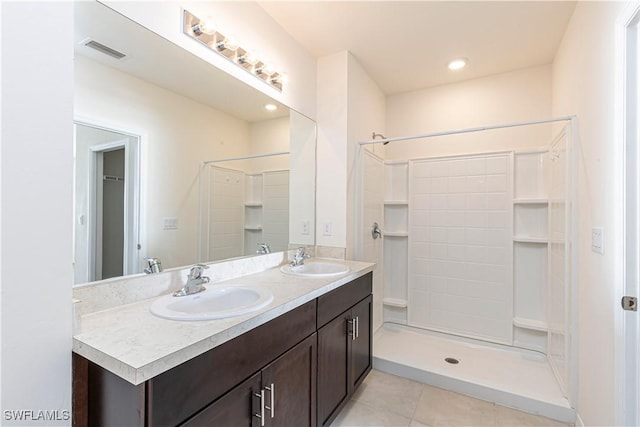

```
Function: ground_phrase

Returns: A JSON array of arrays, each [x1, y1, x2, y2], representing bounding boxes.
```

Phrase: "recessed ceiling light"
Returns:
[[265, 104, 277, 111], [448, 58, 468, 71]]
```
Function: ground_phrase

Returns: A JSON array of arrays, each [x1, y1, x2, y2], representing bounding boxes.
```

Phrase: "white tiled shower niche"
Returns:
[[383, 150, 549, 352]]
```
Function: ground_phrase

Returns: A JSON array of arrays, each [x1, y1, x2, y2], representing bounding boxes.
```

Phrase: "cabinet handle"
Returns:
[[265, 383, 275, 418], [349, 317, 356, 341], [355, 316, 359, 339], [254, 390, 265, 427]]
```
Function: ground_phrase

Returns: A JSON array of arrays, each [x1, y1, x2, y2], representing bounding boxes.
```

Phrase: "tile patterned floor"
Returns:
[[331, 370, 573, 427]]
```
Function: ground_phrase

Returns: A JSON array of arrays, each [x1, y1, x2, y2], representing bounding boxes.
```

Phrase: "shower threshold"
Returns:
[[373, 322, 575, 424]]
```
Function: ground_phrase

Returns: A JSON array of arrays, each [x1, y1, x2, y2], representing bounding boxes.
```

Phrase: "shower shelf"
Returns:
[[244, 202, 263, 207], [513, 236, 548, 244], [244, 225, 263, 230], [382, 298, 407, 308], [385, 232, 409, 238], [513, 199, 548, 205], [384, 200, 409, 205], [513, 317, 548, 332]]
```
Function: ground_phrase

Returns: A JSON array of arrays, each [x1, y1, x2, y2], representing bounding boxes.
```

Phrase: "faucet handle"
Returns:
[[188, 264, 209, 279]]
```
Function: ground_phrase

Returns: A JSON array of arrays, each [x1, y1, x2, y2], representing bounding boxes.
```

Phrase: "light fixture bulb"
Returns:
[[265, 104, 277, 112], [238, 50, 259, 66], [192, 19, 216, 36], [448, 58, 468, 71], [217, 36, 239, 52], [260, 63, 276, 76]]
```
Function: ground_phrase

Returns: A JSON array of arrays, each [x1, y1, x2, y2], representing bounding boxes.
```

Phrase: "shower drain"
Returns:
[[444, 357, 460, 364]]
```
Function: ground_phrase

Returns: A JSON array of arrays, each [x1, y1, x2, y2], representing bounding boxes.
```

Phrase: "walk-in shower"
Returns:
[[354, 117, 577, 423]]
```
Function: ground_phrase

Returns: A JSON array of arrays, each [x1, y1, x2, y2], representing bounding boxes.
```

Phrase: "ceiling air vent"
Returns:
[[83, 39, 126, 60]]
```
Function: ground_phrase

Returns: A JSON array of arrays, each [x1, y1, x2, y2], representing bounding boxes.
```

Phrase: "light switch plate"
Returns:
[[301, 220, 310, 235], [591, 227, 604, 254], [323, 222, 332, 236], [163, 217, 179, 230]]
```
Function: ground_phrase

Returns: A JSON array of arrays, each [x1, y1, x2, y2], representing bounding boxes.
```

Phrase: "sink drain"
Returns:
[[444, 357, 459, 364]]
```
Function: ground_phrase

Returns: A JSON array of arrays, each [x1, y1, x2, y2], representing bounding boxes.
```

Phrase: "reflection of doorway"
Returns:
[[97, 148, 125, 279], [73, 121, 141, 283]]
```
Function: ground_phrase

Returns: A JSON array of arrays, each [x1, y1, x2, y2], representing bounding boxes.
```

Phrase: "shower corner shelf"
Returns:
[[384, 200, 409, 206], [513, 198, 549, 205], [244, 225, 263, 231], [382, 298, 407, 308], [513, 317, 548, 332], [385, 232, 409, 238], [513, 236, 548, 244]]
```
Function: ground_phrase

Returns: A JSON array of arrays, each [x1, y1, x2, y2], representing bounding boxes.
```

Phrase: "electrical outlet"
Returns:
[[591, 227, 604, 254], [323, 221, 332, 236], [301, 220, 310, 235]]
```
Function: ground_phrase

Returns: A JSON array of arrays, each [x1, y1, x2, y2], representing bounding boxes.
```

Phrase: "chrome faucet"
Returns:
[[173, 264, 210, 297], [290, 247, 311, 267], [256, 243, 271, 254], [144, 257, 163, 274]]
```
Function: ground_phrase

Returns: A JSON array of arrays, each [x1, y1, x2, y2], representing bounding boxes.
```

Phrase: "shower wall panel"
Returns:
[[408, 154, 513, 344], [548, 132, 570, 398], [361, 151, 385, 331], [262, 171, 290, 253], [210, 167, 245, 261]]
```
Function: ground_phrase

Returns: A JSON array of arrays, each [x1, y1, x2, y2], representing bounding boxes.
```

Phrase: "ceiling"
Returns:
[[258, 1, 577, 95]]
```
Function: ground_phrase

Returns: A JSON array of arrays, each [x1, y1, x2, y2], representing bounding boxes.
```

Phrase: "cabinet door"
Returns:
[[182, 372, 262, 427], [317, 313, 350, 426], [350, 295, 372, 391], [262, 334, 317, 427]]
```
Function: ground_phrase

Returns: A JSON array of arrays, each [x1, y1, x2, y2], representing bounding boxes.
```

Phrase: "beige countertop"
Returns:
[[73, 259, 374, 385]]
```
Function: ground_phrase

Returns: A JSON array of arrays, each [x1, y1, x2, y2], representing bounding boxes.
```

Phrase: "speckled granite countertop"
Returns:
[[73, 259, 374, 385]]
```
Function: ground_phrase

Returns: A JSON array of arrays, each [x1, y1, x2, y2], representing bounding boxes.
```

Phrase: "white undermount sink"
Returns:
[[150, 285, 274, 321], [280, 260, 350, 278]]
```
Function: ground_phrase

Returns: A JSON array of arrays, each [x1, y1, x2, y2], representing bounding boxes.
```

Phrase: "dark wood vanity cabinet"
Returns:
[[316, 274, 373, 427], [183, 333, 317, 427], [74, 272, 372, 427]]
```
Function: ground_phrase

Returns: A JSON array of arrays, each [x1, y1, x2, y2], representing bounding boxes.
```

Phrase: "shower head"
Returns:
[[372, 132, 389, 145]]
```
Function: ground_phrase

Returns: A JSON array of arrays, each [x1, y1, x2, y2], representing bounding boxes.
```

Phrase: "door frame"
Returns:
[[616, 3, 640, 426], [74, 117, 145, 281]]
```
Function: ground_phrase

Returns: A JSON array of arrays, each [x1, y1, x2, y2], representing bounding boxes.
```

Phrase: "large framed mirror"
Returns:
[[73, 1, 316, 284]]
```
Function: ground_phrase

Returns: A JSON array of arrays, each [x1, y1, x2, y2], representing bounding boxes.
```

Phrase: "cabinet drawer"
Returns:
[[149, 299, 317, 426], [317, 273, 372, 328]]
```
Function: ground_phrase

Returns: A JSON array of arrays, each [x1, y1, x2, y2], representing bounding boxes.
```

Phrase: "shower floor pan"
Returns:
[[373, 323, 575, 424]]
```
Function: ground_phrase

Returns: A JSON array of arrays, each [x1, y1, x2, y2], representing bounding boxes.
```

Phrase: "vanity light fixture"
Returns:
[[448, 58, 468, 71], [183, 9, 284, 91]]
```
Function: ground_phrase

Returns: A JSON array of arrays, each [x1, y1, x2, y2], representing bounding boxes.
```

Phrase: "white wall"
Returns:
[[1, 2, 74, 425], [551, 2, 633, 425], [289, 111, 317, 246], [316, 52, 349, 249], [345, 54, 386, 331], [386, 65, 553, 161], [346, 53, 387, 258], [75, 56, 251, 271], [249, 116, 290, 172], [103, 1, 317, 120]]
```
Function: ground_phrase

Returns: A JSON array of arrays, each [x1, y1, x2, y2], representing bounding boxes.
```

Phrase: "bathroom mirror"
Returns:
[[73, 1, 315, 284]]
